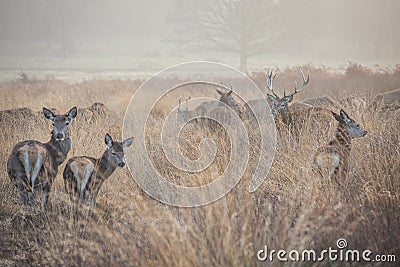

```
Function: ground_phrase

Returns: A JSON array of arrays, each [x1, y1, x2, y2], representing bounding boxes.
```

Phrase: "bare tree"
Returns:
[[171, 0, 314, 72]]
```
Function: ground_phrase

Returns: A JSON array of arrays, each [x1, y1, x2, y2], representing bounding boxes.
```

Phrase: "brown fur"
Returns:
[[314, 109, 367, 184], [7, 107, 77, 212], [372, 88, 400, 111], [63, 134, 133, 210], [314, 130, 351, 183]]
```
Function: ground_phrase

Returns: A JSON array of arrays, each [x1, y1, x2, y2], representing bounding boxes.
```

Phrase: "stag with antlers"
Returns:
[[262, 69, 310, 141], [265, 68, 310, 122]]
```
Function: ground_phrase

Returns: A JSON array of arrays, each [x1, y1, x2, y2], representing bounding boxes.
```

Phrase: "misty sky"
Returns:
[[0, 0, 399, 74]]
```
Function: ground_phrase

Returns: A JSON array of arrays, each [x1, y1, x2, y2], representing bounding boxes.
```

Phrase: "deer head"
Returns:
[[43, 106, 77, 141], [216, 87, 244, 118], [216, 89, 238, 107], [332, 109, 367, 139], [266, 69, 309, 116], [104, 133, 134, 168]]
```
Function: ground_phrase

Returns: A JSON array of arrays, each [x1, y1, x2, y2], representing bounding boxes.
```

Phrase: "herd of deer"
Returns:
[[7, 70, 369, 214]]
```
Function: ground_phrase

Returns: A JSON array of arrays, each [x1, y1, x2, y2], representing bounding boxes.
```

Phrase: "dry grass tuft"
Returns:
[[1, 65, 399, 266]]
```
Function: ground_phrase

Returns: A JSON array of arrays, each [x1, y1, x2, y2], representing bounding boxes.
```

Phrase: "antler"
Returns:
[[266, 70, 278, 98], [178, 96, 190, 106], [177, 96, 183, 111], [218, 82, 233, 93], [184, 96, 190, 109], [284, 68, 310, 98]]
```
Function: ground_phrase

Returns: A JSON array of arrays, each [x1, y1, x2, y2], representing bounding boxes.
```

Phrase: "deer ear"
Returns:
[[105, 133, 113, 147], [216, 89, 224, 96], [284, 95, 294, 103], [340, 109, 351, 122], [43, 107, 55, 121], [227, 90, 233, 96], [123, 137, 134, 148], [67, 106, 77, 120], [267, 94, 275, 102], [331, 111, 342, 122]]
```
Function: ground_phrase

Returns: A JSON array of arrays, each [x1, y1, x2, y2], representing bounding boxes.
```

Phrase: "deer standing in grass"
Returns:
[[206, 88, 245, 126], [245, 69, 310, 127], [372, 88, 400, 111], [247, 69, 335, 145], [7, 106, 77, 212], [255, 69, 313, 144], [314, 109, 367, 182], [265, 69, 310, 125], [63, 133, 134, 210]]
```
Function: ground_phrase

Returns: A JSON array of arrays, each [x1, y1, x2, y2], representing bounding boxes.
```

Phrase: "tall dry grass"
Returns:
[[0, 65, 399, 266]]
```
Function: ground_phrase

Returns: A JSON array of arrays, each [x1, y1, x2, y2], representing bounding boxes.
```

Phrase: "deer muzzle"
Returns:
[[118, 162, 125, 168], [55, 132, 64, 140]]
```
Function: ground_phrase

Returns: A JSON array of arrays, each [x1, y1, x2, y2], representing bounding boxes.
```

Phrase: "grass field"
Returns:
[[0, 64, 399, 266]]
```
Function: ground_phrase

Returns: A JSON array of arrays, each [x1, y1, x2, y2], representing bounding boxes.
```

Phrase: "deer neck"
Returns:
[[95, 152, 118, 180], [46, 135, 71, 165], [330, 124, 352, 152], [277, 107, 292, 125]]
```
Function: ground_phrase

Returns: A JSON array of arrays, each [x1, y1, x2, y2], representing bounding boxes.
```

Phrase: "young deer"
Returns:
[[314, 109, 367, 182], [7, 106, 77, 212], [63, 133, 134, 209]]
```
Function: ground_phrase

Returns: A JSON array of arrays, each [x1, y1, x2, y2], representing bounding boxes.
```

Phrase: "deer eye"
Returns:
[[65, 121, 70, 125], [111, 152, 116, 156]]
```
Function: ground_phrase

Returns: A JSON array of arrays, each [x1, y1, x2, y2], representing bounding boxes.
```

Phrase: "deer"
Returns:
[[371, 88, 400, 112], [314, 109, 367, 184], [210, 89, 244, 123], [63, 133, 134, 211], [245, 69, 310, 125], [247, 69, 316, 144], [265, 69, 310, 126], [7, 106, 77, 213], [177, 96, 194, 122], [248, 69, 337, 145], [190, 88, 245, 130]]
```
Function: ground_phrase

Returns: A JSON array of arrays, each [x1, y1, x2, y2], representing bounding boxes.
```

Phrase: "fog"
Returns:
[[0, 0, 399, 79]]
